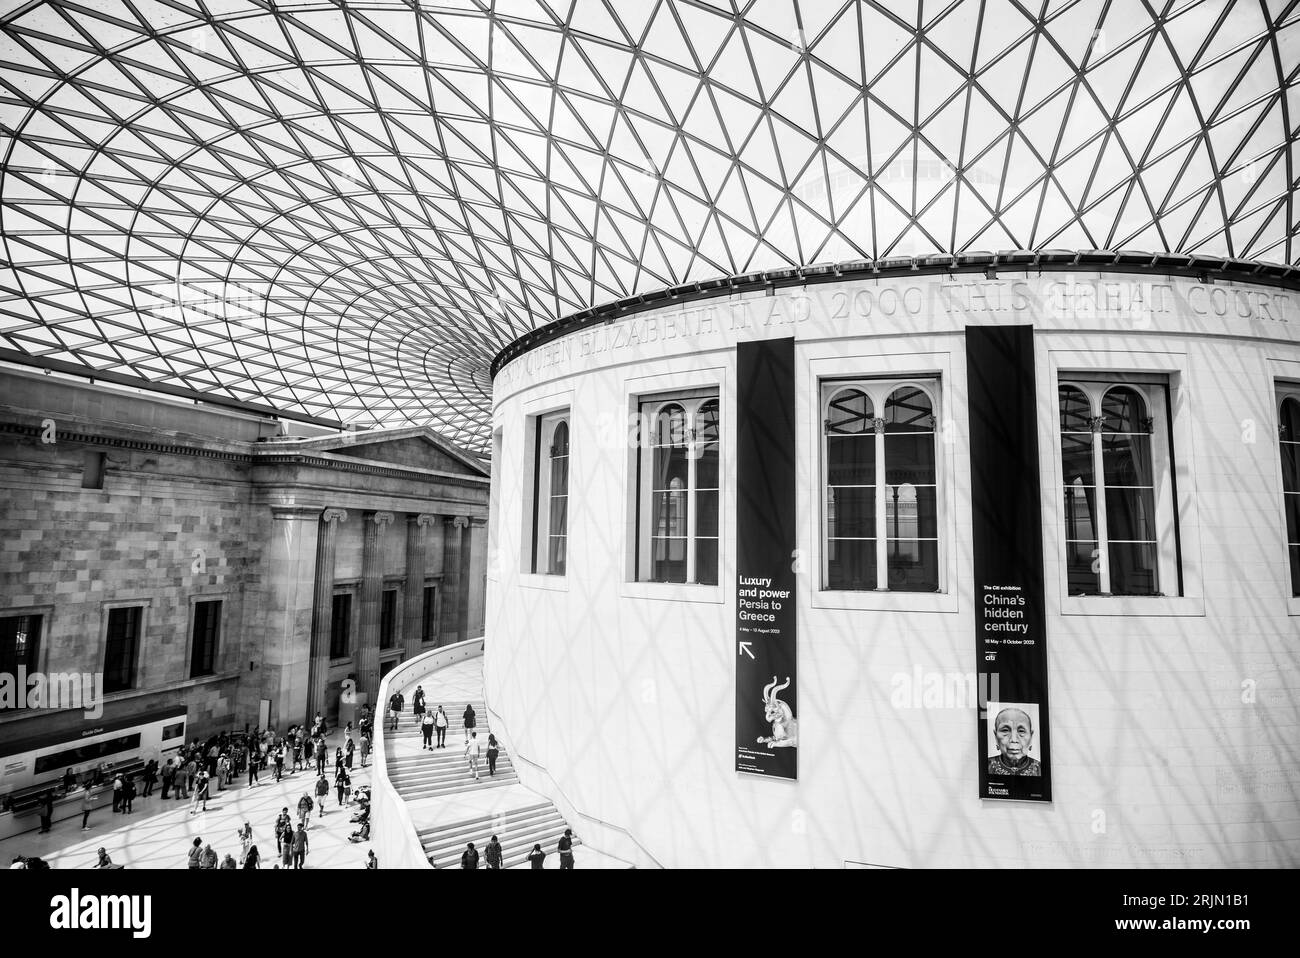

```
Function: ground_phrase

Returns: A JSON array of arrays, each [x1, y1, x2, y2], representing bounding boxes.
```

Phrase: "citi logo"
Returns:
[[49, 889, 151, 938]]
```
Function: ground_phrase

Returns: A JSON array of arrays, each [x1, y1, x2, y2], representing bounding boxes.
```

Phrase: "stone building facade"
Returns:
[[0, 367, 488, 771]]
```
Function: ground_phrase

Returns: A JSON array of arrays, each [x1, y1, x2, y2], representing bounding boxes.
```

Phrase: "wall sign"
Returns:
[[735, 337, 798, 780], [967, 325, 1053, 802]]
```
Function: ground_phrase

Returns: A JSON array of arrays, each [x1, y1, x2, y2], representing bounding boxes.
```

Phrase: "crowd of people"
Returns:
[[14, 705, 380, 869], [456, 829, 578, 869]]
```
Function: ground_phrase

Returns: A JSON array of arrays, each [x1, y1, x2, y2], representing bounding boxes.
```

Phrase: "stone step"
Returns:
[[429, 826, 580, 870], [393, 773, 519, 800], [415, 801, 552, 836], [388, 752, 511, 772], [419, 806, 563, 854], [388, 759, 513, 786]]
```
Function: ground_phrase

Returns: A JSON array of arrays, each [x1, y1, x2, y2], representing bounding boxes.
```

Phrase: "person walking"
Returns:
[[186, 837, 203, 869], [111, 773, 123, 813], [121, 775, 135, 814], [314, 734, 327, 775], [462, 703, 476, 742], [296, 793, 314, 830], [200, 843, 218, 869], [345, 737, 355, 771], [237, 821, 253, 865], [485, 835, 503, 870], [486, 734, 500, 777], [273, 743, 285, 782], [291, 824, 308, 869], [275, 808, 291, 855], [434, 706, 448, 748], [160, 760, 174, 800], [420, 711, 434, 750], [387, 691, 402, 732], [190, 770, 210, 814], [314, 773, 329, 818], [527, 844, 545, 869], [558, 828, 576, 869], [412, 686, 425, 728], [465, 731, 481, 781], [216, 754, 229, 791], [359, 732, 371, 768], [460, 842, 479, 869], [247, 749, 260, 787], [80, 781, 94, 831], [335, 767, 349, 808], [38, 791, 53, 834], [243, 844, 261, 869], [292, 734, 304, 772]]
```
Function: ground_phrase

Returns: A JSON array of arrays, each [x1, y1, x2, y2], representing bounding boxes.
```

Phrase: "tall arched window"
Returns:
[[547, 420, 569, 575], [530, 409, 570, 575], [1058, 378, 1173, 596], [637, 389, 720, 584], [822, 379, 939, 592], [1279, 389, 1300, 596]]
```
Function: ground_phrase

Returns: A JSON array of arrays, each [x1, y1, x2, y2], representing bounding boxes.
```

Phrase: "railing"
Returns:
[[483, 703, 662, 869], [370, 638, 485, 870]]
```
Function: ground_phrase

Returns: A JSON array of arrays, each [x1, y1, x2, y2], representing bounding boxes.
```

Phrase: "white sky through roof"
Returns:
[[1, 0, 1297, 452]]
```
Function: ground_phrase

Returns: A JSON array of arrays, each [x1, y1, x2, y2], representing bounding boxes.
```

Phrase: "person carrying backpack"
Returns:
[[460, 842, 479, 869], [434, 706, 448, 749], [297, 793, 314, 830]]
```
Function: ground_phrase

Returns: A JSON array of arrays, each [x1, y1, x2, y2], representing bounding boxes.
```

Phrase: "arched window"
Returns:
[[547, 420, 569, 575], [637, 390, 720, 584], [1279, 391, 1300, 596], [530, 409, 570, 575], [1058, 379, 1170, 596], [822, 379, 939, 592]]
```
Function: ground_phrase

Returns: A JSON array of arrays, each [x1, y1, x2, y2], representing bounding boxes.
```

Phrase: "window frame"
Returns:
[[1276, 379, 1300, 605], [530, 409, 571, 576], [1044, 349, 1204, 618], [1056, 376, 1179, 598], [804, 347, 957, 615], [188, 597, 223, 679], [101, 602, 146, 694], [634, 389, 721, 586], [819, 376, 942, 594], [329, 591, 353, 661]]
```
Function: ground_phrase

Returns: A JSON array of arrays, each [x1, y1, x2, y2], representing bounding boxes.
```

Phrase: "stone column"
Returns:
[[403, 513, 436, 658], [262, 504, 320, 730], [356, 510, 393, 703], [440, 515, 468, 645], [467, 516, 488, 639], [307, 508, 347, 724]]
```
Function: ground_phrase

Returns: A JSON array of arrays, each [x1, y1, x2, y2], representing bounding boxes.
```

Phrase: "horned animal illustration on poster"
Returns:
[[757, 676, 797, 748]]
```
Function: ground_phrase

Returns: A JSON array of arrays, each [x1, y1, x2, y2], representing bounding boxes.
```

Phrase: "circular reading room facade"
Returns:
[[485, 253, 1300, 869]]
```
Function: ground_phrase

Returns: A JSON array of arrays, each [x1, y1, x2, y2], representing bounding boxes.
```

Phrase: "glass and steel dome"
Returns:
[[2, 1, 1296, 452]]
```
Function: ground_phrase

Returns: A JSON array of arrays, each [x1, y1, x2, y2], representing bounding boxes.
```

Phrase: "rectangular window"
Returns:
[[103, 606, 142, 693], [634, 388, 720, 585], [380, 588, 397, 649], [189, 600, 221, 678], [421, 586, 438, 643], [0, 614, 42, 709], [821, 379, 940, 592], [35, 733, 141, 775], [330, 593, 352, 659], [1058, 375, 1179, 596], [81, 451, 105, 489], [529, 410, 570, 574], [1278, 384, 1300, 596]]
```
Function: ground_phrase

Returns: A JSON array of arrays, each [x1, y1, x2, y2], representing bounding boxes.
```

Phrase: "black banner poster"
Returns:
[[966, 325, 1052, 802], [735, 336, 798, 779]]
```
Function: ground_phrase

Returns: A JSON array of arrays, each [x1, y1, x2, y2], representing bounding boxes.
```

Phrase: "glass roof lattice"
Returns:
[[1, 0, 1297, 453]]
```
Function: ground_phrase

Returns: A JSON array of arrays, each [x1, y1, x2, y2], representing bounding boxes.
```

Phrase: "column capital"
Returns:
[[371, 510, 395, 528], [413, 513, 438, 528], [322, 507, 348, 524], [445, 515, 470, 529]]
